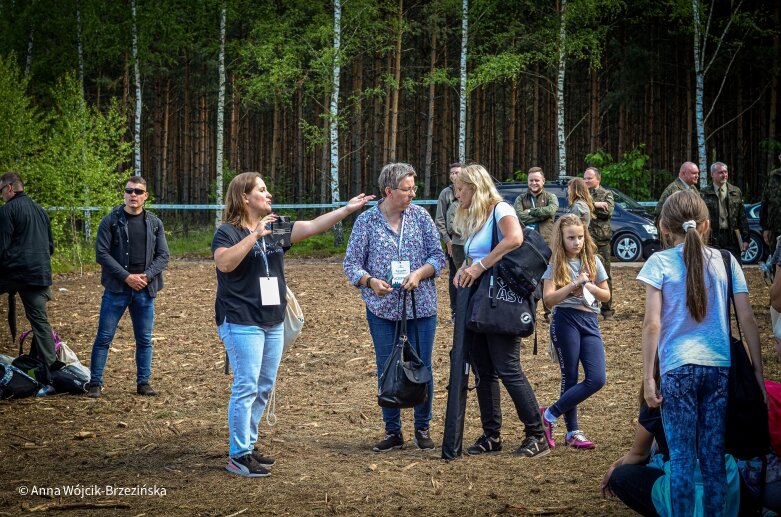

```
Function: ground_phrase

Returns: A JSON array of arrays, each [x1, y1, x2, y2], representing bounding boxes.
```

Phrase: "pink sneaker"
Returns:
[[539, 406, 556, 449], [565, 431, 595, 449]]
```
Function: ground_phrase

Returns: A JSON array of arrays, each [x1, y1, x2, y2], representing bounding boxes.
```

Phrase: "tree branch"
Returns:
[[706, 80, 770, 141]]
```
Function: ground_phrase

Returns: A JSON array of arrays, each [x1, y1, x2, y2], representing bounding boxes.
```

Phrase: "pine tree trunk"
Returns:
[[424, 30, 436, 197], [162, 79, 170, 200], [769, 3, 780, 171], [590, 67, 599, 153], [76, 0, 83, 96], [508, 80, 516, 177], [351, 56, 363, 196], [388, 0, 403, 163], [532, 65, 540, 166]]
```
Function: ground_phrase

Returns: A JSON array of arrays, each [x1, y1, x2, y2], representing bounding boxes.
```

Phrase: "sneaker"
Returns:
[[251, 449, 275, 466], [226, 454, 270, 478], [565, 430, 595, 450], [515, 436, 550, 458], [540, 407, 556, 449], [466, 434, 502, 455], [601, 310, 614, 321], [414, 428, 435, 450], [86, 384, 102, 398], [136, 383, 158, 396], [372, 433, 403, 452]]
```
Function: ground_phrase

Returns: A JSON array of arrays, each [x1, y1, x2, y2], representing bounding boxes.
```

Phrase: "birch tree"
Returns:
[[215, 2, 226, 229], [330, 0, 343, 245], [131, 0, 141, 175], [556, 0, 567, 178], [76, 0, 83, 96], [458, 0, 467, 163]]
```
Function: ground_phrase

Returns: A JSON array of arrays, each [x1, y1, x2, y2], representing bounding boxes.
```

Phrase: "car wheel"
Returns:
[[612, 233, 642, 262], [741, 233, 764, 265]]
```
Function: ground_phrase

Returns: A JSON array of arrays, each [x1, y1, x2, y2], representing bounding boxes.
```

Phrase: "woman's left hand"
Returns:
[[345, 193, 376, 213], [457, 264, 484, 288], [401, 271, 421, 291]]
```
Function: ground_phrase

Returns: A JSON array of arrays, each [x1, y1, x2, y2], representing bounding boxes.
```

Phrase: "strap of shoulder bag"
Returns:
[[719, 249, 744, 342]]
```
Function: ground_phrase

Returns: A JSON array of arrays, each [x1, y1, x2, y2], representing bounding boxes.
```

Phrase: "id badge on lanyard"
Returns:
[[256, 237, 280, 306], [389, 213, 409, 288]]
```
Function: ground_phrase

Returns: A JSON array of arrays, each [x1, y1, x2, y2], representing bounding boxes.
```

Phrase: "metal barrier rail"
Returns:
[[47, 199, 439, 212]]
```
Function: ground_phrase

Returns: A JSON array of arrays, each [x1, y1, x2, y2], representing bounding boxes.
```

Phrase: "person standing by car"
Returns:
[[0, 171, 57, 367], [700, 162, 749, 263], [654, 161, 699, 224], [435, 163, 466, 322], [514, 167, 559, 245], [584, 167, 615, 319], [761, 152, 781, 253], [87, 176, 170, 398]]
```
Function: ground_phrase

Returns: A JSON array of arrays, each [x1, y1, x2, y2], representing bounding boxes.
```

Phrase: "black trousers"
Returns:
[[608, 463, 664, 516], [17, 286, 57, 366], [468, 327, 544, 440], [710, 228, 741, 264]]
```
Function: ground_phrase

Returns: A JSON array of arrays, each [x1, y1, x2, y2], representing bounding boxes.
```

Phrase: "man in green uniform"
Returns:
[[584, 167, 615, 319], [761, 153, 781, 254], [700, 162, 749, 263], [514, 167, 559, 245], [655, 161, 699, 223]]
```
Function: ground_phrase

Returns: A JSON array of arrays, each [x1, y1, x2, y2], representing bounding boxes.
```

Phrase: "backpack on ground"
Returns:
[[12, 330, 56, 386], [0, 363, 42, 399], [17, 329, 90, 395]]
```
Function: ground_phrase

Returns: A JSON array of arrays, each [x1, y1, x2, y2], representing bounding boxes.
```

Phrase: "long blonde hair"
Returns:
[[568, 178, 595, 219], [658, 190, 710, 322], [452, 164, 504, 237], [550, 214, 598, 288]]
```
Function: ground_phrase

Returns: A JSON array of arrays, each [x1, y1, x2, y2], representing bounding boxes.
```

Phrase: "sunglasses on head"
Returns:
[[124, 187, 146, 195]]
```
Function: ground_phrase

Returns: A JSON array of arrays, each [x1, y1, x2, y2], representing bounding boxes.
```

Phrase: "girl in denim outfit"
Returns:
[[637, 190, 765, 514], [540, 213, 610, 450], [213, 172, 373, 477]]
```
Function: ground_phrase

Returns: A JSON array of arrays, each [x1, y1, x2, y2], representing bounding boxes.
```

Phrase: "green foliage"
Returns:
[[760, 139, 781, 154], [0, 53, 44, 172], [585, 145, 652, 200], [27, 73, 132, 266]]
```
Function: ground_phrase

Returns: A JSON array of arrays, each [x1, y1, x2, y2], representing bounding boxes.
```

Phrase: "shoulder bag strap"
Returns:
[[720, 249, 744, 342]]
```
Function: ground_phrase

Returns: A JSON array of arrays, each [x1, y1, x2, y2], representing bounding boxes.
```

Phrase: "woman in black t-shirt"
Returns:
[[212, 172, 373, 478]]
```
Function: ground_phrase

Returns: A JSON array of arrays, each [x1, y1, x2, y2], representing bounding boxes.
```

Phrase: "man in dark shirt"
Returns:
[[0, 171, 57, 366], [86, 176, 169, 398]]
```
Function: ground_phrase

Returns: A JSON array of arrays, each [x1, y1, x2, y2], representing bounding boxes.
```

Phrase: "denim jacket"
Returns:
[[95, 205, 169, 297]]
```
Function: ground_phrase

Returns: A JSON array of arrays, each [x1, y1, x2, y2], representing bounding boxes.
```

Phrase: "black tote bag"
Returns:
[[377, 291, 432, 409], [720, 250, 770, 460]]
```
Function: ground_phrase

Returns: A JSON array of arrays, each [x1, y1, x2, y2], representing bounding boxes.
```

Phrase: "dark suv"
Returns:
[[496, 179, 661, 262]]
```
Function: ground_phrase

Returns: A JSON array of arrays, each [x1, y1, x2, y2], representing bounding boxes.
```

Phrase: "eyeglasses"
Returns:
[[124, 188, 146, 195], [395, 186, 418, 194]]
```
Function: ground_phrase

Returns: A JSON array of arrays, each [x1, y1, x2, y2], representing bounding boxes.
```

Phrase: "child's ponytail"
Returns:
[[659, 190, 709, 322]]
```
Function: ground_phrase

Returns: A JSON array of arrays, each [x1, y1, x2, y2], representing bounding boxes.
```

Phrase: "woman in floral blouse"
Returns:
[[343, 162, 445, 453]]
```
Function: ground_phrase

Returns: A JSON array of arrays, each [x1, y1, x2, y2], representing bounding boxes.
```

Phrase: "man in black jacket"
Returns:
[[0, 171, 57, 366], [86, 176, 169, 398]]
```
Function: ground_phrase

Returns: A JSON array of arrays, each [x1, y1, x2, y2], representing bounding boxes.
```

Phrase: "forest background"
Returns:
[[0, 0, 780, 263]]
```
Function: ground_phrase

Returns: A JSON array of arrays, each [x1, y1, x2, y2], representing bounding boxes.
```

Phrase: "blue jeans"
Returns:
[[367, 309, 436, 435], [89, 286, 155, 386], [549, 308, 606, 432], [218, 320, 284, 458], [661, 364, 729, 516]]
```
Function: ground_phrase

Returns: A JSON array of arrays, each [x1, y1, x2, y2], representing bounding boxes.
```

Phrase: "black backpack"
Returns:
[[0, 363, 42, 399], [12, 330, 54, 387]]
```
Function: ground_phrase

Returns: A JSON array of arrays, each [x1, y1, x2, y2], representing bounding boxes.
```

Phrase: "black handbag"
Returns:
[[466, 204, 538, 337], [467, 272, 536, 337], [377, 291, 432, 409], [491, 203, 551, 299], [720, 250, 770, 460]]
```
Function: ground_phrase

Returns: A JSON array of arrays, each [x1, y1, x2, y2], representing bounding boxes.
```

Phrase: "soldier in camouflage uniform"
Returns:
[[761, 153, 781, 254], [654, 161, 699, 224], [514, 167, 559, 245], [700, 162, 749, 263], [584, 167, 615, 319]]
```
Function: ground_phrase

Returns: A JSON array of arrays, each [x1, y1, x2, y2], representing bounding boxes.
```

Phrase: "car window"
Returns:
[[609, 188, 645, 210]]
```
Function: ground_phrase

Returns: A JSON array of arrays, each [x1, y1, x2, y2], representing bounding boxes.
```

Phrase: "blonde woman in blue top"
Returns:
[[453, 163, 549, 458], [638, 190, 764, 515]]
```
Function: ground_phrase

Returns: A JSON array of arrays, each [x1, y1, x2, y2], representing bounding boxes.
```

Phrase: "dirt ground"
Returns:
[[0, 260, 779, 516]]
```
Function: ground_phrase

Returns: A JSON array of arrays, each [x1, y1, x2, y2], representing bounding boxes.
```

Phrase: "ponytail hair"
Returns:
[[658, 190, 710, 322]]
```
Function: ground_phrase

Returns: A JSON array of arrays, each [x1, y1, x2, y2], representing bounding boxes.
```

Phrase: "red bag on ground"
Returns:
[[766, 379, 781, 456]]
